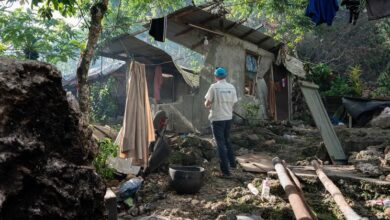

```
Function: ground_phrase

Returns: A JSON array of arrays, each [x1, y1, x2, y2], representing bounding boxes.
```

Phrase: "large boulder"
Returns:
[[0, 58, 106, 219]]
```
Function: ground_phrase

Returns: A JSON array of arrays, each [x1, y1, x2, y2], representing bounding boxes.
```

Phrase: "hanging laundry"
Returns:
[[116, 61, 155, 167], [341, 0, 361, 25], [366, 0, 390, 20], [305, 0, 339, 26], [154, 65, 163, 103], [149, 16, 167, 42]]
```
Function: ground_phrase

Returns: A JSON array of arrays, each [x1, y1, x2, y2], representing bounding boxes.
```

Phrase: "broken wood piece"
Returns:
[[273, 157, 315, 220], [282, 160, 302, 190], [236, 154, 274, 173], [312, 160, 366, 220]]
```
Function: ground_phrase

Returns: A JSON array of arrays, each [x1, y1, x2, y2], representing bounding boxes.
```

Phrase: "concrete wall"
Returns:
[[195, 34, 275, 132], [161, 34, 275, 133]]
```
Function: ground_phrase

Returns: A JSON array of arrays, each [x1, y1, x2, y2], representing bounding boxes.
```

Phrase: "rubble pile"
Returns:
[[107, 121, 390, 219], [0, 58, 106, 219], [167, 135, 215, 166]]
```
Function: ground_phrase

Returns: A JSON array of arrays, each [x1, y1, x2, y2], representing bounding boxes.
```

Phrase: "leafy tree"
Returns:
[[90, 76, 119, 123], [227, 0, 312, 46], [0, 8, 83, 63]]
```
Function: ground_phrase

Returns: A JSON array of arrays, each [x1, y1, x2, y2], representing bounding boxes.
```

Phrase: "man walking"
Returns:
[[204, 67, 238, 177]]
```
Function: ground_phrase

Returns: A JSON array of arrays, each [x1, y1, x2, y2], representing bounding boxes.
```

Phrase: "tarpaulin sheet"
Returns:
[[342, 97, 390, 121]]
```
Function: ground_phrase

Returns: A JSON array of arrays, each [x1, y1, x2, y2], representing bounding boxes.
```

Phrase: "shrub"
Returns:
[[93, 138, 118, 180], [374, 72, 390, 97]]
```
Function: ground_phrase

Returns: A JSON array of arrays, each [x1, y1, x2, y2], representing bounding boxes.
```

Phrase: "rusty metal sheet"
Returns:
[[299, 81, 347, 164]]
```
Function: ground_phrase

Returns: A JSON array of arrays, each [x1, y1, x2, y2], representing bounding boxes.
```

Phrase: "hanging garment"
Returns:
[[305, 0, 339, 25], [116, 61, 155, 167], [153, 66, 163, 103], [366, 0, 390, 20], [149, 16, 167, 42], [341, 0, 361, 24]]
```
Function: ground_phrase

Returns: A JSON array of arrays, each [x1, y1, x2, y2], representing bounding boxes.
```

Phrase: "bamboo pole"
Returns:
[[311, 160, 366, 220], [282, 160, 318, 220], [273, 157, 313, 220]]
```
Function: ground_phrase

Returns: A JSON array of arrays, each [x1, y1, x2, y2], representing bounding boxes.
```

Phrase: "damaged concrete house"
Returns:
[[63, 36, 199, 120], [96, 5, 308, 134]]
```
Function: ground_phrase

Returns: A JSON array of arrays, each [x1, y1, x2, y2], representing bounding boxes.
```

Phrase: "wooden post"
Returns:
[[312, 160, 366, 220], [348, 114, 352, 128]]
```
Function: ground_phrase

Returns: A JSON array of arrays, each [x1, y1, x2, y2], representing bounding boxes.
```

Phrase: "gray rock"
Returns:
[[370, 107, 390, 129], [355, 162, 383, 177]]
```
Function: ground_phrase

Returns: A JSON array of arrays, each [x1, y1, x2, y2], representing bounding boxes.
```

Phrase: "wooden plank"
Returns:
[[237, 154, 274, 173], [268, 167, 390, 186]]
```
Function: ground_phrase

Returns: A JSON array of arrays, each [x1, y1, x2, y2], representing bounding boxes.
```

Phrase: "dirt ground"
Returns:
[[117, 122, 390, 220]]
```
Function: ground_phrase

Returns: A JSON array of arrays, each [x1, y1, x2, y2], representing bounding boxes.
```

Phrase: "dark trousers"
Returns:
[[211, 120, 236, 175]]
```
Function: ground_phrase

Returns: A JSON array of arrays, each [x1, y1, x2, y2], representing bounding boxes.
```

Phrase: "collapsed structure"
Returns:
[[95, 5, 310, 134]]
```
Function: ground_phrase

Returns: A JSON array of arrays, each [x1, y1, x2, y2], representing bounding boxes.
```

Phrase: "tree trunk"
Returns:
[[76, 0, 108, 123]]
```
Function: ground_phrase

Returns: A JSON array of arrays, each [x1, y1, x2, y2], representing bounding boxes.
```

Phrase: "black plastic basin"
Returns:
[[169, 166, 205, 194]]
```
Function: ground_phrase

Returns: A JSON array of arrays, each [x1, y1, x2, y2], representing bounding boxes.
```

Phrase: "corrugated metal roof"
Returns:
[[62, 61, 125, 87], [165, 6, 279, 53], [97, 34, 199, 88], [299, 80, 347, 163]]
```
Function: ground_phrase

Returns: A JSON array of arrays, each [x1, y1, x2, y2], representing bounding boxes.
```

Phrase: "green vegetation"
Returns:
[[90, 76, 119, 123], [93, 138, 118, 180], [375, 72, 390, 97], [0, 8, 83, 63], [308, 64, 364, 97]]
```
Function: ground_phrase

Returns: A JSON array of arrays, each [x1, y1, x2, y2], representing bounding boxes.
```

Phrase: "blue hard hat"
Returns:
[[214, 67, 227, 78]]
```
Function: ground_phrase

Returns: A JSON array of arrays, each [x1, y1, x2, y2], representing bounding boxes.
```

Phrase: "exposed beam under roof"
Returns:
[[175, 14, 222, 37]]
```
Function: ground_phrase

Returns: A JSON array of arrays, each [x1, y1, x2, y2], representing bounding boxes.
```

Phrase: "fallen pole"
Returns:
[[282, 160, 317, 220], [273, 157, 313, 220], [312, 160, 366, 220]]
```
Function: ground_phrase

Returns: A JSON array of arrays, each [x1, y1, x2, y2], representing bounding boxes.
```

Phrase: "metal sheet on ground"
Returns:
[[236, 154, 274, 173], [299, 81, 347, 163]]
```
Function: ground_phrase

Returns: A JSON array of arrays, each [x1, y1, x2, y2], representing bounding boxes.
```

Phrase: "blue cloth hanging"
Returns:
[[305, 0, 339, 26]]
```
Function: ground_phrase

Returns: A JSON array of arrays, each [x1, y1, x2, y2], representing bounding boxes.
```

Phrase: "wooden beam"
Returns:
[[187, 23, 224, 37], [312, 160, 364, 220], [273, 157, 315, 220], [175, 15, 222, 37]]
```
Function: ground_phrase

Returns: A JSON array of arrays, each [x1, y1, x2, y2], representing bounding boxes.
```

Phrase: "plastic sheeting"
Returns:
[[342, 97, 390, 125]]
